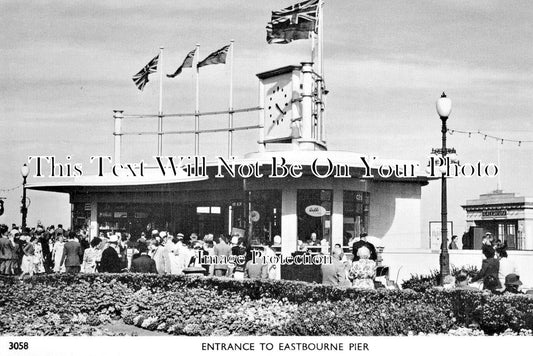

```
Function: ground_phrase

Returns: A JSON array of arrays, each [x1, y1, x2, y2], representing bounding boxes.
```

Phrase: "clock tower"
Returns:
[[257, 62, 327, 151]]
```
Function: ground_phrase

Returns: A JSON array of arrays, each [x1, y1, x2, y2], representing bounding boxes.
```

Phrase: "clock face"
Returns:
[[266, 84, 291, 127]]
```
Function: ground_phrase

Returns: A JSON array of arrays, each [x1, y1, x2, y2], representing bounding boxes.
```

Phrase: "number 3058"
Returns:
[[9, 342, 28, 350]]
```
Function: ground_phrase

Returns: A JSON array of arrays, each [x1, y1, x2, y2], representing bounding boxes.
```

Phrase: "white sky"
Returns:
[[1, 0, 533, 242]]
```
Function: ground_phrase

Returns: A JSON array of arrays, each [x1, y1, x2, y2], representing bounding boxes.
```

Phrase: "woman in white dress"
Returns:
[[19, 236, 36, 279], [52, 236, 66, 273], [33, 238, 45, 274], [82, 237, 101, 273]]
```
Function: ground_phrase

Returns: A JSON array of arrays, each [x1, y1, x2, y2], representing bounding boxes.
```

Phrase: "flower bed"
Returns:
[[401, 266, 479, 292], [1, 274, 532, 336]]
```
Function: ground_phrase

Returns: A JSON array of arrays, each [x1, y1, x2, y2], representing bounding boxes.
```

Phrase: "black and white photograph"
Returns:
[[1, 0, 532, 354]]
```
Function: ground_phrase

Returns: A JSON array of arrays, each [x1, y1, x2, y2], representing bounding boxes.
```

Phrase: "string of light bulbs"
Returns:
[[447, 128, 533, 146], [0, 184, 22, 193]]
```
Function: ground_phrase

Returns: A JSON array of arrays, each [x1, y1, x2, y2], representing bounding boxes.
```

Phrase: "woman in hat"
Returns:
[[99, 235, 122, 273]]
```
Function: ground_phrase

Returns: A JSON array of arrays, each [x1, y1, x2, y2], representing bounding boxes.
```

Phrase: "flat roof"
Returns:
[[27, 150, 430, 194], [256, 65, 301, 80], [462, 190, 533, 209]]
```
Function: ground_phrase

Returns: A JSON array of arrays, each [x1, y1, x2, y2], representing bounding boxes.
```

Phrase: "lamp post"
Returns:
[[20, 163, 30, 228], [435, 92, 452, 285]]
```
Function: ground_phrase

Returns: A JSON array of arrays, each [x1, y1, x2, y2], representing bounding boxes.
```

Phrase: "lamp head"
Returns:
[[436, 92, 452, 118], [20, 164, 30, 178]]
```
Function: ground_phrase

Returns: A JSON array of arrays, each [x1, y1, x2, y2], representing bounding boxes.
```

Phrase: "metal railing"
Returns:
[[113, 106, 264, 164]]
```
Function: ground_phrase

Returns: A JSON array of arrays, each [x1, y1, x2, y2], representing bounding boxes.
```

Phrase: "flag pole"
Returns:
[[318, 0, 325, 143], [311, 31, 316, 64], [318, 0, 324, 77], [194, 44, 200, 155], [228, 40, 234, 158], [158, 46, 164, 156]]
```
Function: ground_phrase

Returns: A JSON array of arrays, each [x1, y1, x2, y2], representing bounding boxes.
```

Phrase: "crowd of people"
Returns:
[[0, 223, 283, 280], [429, 232, 525, 294], [0, 223, 527, 294], [317, 231, 528, 294], [465, 232, 523, 294]]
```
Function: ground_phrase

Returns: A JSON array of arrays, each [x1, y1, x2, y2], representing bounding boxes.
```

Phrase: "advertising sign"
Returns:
[[429, 221, 453, 251], [305, 205, 327, 217]]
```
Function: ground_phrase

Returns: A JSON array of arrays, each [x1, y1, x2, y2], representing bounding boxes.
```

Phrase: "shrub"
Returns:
[[1, 273, 532, 336], [401, 265, 479, 292]]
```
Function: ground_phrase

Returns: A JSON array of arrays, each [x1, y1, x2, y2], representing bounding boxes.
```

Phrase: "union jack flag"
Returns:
[[267, 0, 319, 44], [132, 54, 159, 91]]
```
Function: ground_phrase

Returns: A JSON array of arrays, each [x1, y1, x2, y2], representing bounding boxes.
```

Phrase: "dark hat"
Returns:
[[456, 271, 469, 283], [138, 242, 148, 253], [505, 273, 522, 286]]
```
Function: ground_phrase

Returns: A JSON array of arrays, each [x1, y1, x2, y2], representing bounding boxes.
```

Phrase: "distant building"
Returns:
[[462, 190, 533, 250]]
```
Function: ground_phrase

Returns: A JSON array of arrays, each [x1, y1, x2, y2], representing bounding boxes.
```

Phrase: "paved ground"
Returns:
[[104, 320, 167, 336]]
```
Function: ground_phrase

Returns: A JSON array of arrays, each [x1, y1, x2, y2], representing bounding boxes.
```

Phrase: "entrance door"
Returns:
[[498, 222, 517, 249]]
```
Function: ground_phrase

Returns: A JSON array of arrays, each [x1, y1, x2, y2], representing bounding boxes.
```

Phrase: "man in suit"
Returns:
[[100, 235, 122, 273], [0, 224, 15, 275], [60, 232, 82, 274], [352, 233, 377, 262], [321, 247, 349, 287], [130, 243, 157, 273]]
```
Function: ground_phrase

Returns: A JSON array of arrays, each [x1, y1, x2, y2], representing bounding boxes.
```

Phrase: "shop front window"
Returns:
[[297, 189, 332, 249], [97, 203, 171, 238], [343, 191, 370, 246], [249, 190, 281, 245], [72, 202, 91, 231]]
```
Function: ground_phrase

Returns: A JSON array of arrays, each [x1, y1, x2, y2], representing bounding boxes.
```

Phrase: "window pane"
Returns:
[[343, 190, 370, 246], [196, 206, 210, 214]]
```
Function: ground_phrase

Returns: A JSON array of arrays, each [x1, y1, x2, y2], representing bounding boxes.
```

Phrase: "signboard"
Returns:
[[429, 221, 453, 251], [305, 205, 327, 217], [250, 210, 260, 222], [481, 209, 507, 218]]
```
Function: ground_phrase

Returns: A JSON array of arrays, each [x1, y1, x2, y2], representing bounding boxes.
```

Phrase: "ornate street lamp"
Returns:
[[20, 163, 30, 228], [435, 92, 452, 285]]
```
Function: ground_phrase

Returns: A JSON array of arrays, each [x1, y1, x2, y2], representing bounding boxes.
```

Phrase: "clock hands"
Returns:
[[275, 103, 286, 115]]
